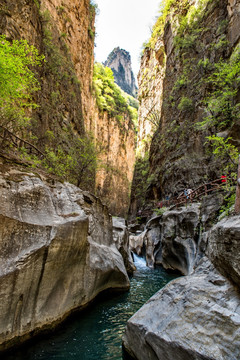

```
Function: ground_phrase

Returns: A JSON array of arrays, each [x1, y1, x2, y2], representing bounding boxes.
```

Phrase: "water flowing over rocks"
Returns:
[[123, 258, 240, 360], [130, 204, 202, 275], [124, 194, 240, 358], [156, 204, 201, 275], [0, 165, 130, 351]]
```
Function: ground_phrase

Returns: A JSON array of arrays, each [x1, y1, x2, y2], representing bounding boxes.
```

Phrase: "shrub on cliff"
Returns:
[[0, 35, 44, 131], [200, 52, 240, 130], [93, 62, 137, 126]]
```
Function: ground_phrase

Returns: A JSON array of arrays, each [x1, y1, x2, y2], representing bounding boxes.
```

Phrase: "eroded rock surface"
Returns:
[[208, 215, 240, 288], [123, 258, 240, 360], [112, 217, 136, 274], [129, 204, 201, 274], [159, 204, 201, 275], [0, 167, 129, 351], [129, 230, 147, 257]]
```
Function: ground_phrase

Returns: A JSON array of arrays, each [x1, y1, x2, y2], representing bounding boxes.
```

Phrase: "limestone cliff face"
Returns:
[[87, 104, 136, 217], [39, 0, 95, 124], [0, 0, 135, 212], [137, 38, 166, 157], [104, 47, 137, 97], [0, 0, 95, 141], [0, 161, 130, 351], [135, 0, 240, 206], [123, 257, 240, 360]]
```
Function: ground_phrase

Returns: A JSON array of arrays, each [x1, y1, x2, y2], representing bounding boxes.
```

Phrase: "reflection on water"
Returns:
[[3, 255, 177, 360]]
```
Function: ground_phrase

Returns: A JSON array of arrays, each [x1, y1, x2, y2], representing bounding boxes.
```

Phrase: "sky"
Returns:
[[93, 0, 161, 78]]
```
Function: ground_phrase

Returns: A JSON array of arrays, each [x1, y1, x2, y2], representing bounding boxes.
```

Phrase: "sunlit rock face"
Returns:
[[88, 107, 136, 217], [123, 258, 240, 360], [39, 0, 95, 125], [0, 164, 130, 351], [104, 47, 137, 97], [0, 0, 95, 136], [136, 38, 166, 158]]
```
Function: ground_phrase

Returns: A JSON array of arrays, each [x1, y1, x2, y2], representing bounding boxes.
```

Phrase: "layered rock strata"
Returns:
[[0, 163, 130, 351], [0, 0, 136, 215], [136, 38, 165, 158], [0, 0, 95, 140]]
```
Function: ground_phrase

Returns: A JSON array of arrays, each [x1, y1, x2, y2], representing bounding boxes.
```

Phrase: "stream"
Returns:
[[3, 255, 177, 360]]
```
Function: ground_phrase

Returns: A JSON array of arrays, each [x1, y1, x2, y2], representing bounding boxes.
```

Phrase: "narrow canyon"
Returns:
[[0, 0, 240, 359]]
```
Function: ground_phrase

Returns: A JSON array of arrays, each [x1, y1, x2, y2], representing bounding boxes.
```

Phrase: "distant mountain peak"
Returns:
[[104, 47, 138, 97]]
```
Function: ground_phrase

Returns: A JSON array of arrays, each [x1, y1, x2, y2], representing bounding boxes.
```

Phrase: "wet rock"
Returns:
[[207, 215, 240, 288], [112, 217, 136, 274], [0, 170, 130, 351], [159, 204, 201, 275], [145, 216, 162, 268], [129, 205, 201, 274], [129, 230, 147, 257], [123, 258, 240, 360]]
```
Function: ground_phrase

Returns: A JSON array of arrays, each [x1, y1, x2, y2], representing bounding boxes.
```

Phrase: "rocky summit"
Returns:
[[104, 47, 138, 97]]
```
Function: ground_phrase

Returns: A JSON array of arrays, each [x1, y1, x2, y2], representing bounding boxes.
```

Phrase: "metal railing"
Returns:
[[0, 125, 44, 158], [136, 177, 231, 219]]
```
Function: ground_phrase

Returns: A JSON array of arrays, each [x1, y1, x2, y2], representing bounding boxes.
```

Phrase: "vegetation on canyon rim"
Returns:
[[0, 35, 43, 131], [93, 62, 138, 127], [133, 0, 240, 213], [0, 33, 98, 188]]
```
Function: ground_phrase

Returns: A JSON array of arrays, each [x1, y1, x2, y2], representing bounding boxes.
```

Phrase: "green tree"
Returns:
[[206, 135, 238, 178], [44, 133, 99, 188], [199, 52, 240, 130], [93, 62, 137, 122], [0, 35, 43, 130]]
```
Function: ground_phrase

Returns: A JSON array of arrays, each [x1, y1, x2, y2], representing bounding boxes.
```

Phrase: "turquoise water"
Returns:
[[3, 255, 177, 360]]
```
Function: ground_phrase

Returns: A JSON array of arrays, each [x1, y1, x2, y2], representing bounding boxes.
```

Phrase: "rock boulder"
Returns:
[[207, 215, 240, 288], [159, 204, 201, 275], [123, 258, 240, 360], [0, 167, 130, 351]]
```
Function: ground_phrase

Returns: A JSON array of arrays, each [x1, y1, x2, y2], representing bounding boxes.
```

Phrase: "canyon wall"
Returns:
[[0, 0, 95, 142], [0, 0, 135, 215], [137, 38, 165, 158], [87, 103, 136, 217], [134, 0, 240, 211], [123, 2, 240, 358]]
